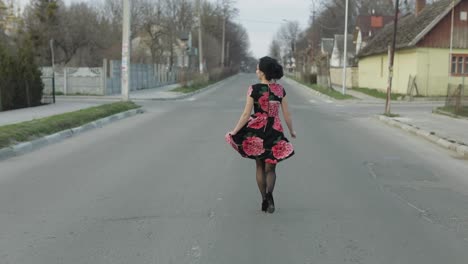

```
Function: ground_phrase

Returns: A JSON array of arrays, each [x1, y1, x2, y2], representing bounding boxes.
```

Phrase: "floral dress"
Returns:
[[225, 83, 295, 164]]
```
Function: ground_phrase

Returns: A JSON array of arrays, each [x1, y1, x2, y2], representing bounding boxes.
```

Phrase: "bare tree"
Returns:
[[277, 20, 301, 62], [269, 40, 281, 60]]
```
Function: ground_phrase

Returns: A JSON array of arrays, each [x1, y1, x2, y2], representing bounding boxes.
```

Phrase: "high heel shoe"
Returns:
[[261, 198, 268, 212], [266, 192, 275, 213]]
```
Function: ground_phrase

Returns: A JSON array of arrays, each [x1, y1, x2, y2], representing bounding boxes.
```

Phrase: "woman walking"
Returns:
[[225, 56, 296, 213]]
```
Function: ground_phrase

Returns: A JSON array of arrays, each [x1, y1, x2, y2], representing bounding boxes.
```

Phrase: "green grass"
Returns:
[[436, 106, 468, 117], [288, 76, 354, 100], [353, 87, 404, 100], [171, 80, 216, 94], [0, 101, 139, 148], [382, 112, 401, 118]]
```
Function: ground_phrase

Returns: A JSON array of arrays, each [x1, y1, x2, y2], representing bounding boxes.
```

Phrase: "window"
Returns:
[[451, 54, 468, 76], [465, 57, 468, 74], [461, 11, 467, 21]]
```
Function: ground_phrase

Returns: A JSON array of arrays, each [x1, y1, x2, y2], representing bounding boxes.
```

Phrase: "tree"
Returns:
[[24, 0, 61, 65], [0, 34, 43, 111], [269, 40, 281, 60], [53, 3, 103, 65]]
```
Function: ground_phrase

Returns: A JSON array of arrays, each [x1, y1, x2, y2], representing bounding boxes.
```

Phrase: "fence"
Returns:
[[106, 60, 179, 95], [40, 76, 55, 104], [446, 83, 468, 115], [41, 59, 180, 97]]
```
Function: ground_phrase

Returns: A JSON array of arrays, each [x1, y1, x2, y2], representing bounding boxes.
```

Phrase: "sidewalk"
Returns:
[[379, 109, 468, 158], [391, 110, 468, 145], [0, 83, 183, 126], [0, 101, 102, 126]]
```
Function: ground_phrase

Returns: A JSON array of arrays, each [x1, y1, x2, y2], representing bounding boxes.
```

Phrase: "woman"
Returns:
[[225, 56, 296, 214]]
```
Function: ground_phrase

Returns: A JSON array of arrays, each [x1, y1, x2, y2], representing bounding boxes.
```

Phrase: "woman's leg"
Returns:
[[265, 163, 277, 194], [255, 159, 266, 199], [265, 163, 277, 213]]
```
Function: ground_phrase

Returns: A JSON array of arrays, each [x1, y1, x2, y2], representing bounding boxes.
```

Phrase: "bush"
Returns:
[[0, 37, 44, 111], [208, 67, 237, 82]]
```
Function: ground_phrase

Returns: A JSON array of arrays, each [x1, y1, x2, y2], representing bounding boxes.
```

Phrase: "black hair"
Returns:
[[259, 56, 284, 81]]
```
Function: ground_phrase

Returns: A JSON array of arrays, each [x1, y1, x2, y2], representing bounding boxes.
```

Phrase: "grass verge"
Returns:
[[171, 80, 216, 94], [436, 106, 468, 118], [353, 87, 404, 100], [287, 76, 354, 100], [0, 101, 139, 148]]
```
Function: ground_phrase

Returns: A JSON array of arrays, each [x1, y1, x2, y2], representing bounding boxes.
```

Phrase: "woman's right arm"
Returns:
[[281, 96, 296, 138]]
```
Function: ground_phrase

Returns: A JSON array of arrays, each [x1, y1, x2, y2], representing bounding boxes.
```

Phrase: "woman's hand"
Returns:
[[290, 130, 297, 139], [229, 130, 237, 136]]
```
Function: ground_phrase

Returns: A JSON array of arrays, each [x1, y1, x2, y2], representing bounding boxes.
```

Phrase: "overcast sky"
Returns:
[[17, 0, 312, 58]]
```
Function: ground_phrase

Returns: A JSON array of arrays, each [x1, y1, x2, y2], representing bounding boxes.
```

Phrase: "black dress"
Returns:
[[225, 83, 295, 164]]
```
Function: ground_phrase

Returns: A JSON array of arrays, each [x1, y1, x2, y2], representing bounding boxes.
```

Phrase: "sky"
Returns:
[[16, 0, 312, 59]]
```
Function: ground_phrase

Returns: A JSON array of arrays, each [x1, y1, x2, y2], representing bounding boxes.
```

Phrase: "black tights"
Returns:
[[255, 159, 277, 200]]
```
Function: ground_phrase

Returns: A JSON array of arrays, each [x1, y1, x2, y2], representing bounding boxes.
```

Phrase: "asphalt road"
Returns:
[[1, 74, 468, 264]]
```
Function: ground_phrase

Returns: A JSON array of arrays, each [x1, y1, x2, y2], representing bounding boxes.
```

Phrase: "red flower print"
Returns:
[[269, 84, 284, 98], [265, 159, 278, 164], [272, 140, 294, 159], [259, 92, 269, 112], [268, 102, 280, 117], [247, 113, 268, 129], [242, 136, 265, 156], [273, 117, 283, 132], [225, 133, 238, 151]]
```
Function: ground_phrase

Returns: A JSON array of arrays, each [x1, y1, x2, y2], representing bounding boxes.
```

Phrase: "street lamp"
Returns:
[[342, 0, 349, 95]]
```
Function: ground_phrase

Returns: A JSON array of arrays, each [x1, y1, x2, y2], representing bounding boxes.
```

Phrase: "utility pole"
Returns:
[[342, 0, 349, 95], [197, 0, 204, 74], [449, 0, 455, 84], [385, 0, 400, 115], [121, 0, 131, 101], [221, 15, 226, 67]]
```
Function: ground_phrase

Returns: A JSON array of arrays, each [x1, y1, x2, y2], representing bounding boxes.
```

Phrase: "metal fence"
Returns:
[[41, 75, 55, 104]]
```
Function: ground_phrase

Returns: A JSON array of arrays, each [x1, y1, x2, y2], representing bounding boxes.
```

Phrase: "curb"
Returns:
[[433, 109, 468, 121], [0, 108, 145, 162], [283, 77, 336, 102], [136, 74, 238, 101], [378, 115, 468, 159]]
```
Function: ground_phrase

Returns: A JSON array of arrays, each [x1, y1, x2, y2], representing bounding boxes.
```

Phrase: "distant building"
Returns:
[[330, 34, 355, 67], [358, 0, 468, 96]]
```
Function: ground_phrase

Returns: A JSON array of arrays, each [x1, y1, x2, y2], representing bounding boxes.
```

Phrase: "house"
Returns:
[[330, 34, 355, 67], [131, 29, 191, 68], [358, 0, 468, 96], [354, 13, 394, 54], [320, 38, 334, 57]]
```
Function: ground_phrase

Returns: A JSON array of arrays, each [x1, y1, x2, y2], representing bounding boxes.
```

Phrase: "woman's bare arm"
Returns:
[[230, 95, 254, 135], [281, 96, 296, 138]]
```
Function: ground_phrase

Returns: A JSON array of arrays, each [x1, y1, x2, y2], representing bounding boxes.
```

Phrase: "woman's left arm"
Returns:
[[230, 96, 254, 135]]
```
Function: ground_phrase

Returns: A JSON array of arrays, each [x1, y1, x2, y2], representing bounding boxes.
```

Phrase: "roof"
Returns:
[[178, 32, 190, 41], [355, 15, 394, 36], [334, 34, 355, 56], [358, 0, 461, 57], [359, 0, 395, 16], [321, 38, 334, 55]]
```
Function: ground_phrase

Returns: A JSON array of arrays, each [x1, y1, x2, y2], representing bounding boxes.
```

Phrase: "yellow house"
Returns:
[[358, 0, 468, 96]]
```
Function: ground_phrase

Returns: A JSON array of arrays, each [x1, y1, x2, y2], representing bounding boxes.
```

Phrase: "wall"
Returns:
[[330, 67, 359, 88], [358, 49, 418, 94], [41, 60, 180, 96], [416, 48, 468, 96], [41, 67, 104, 95]]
